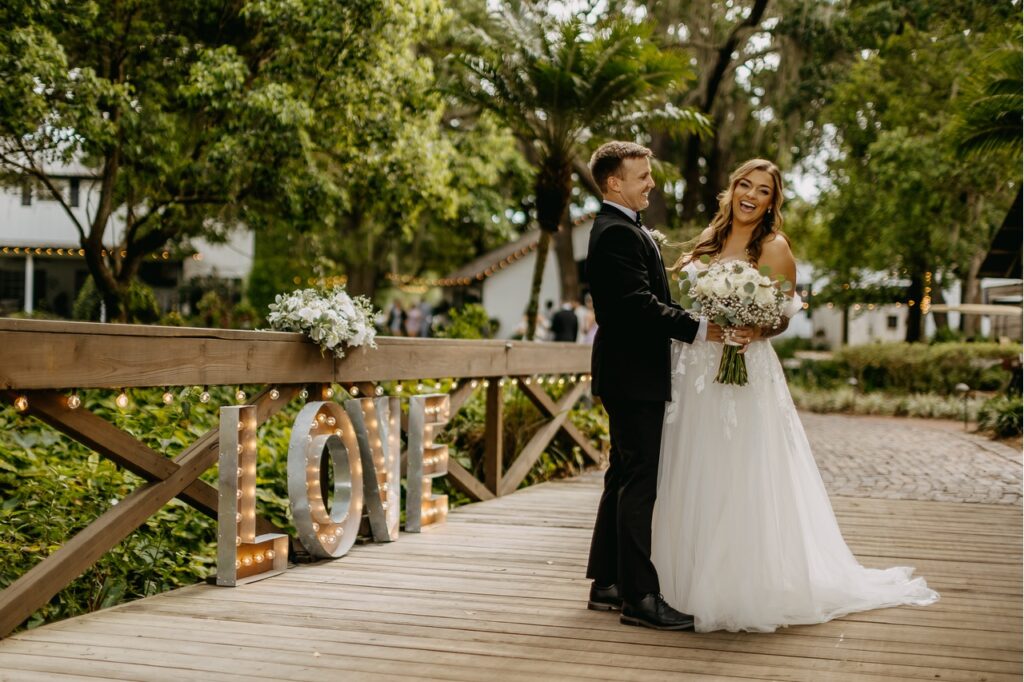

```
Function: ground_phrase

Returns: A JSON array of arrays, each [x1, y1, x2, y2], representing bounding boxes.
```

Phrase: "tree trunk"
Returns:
[[525, 231, 552, 341], [553, 210, 579, 303], [645, 132, 671, 228], [525, 153, 573, 340], [961, 251, 986, 335], [346, 262, 378, 299], [841, 304, 849, 346], [905, 271, 925, 343]]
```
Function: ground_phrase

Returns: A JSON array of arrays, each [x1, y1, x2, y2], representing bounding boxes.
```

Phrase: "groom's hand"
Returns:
[[706, 322, 725, 343]]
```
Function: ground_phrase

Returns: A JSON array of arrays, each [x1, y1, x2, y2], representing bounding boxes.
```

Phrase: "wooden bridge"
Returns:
[[0, 320, 1020, 680]]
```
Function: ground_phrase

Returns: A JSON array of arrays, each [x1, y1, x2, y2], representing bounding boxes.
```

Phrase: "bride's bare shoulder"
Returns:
[[762, 233, 794, 262]]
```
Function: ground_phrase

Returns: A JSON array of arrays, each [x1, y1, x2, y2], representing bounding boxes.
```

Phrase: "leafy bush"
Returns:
[[787, 342, 1021, 394], [434, 304, 494, 339], [788, 386, 986, 420], [977, 395, 1023, 437], [73, 277, 161, 323], [771, 336, 822, 360]]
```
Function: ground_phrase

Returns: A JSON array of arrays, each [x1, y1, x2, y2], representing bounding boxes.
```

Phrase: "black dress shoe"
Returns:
[[620, 593, 695, 630], [587, 582, 623, 611]]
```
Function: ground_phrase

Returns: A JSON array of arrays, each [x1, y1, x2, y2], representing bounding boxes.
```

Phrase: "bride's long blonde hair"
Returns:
[[674, 159, 787, 270]]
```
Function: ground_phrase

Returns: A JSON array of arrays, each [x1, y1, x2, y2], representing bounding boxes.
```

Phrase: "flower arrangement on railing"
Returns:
[[266, 286, 379, 358]]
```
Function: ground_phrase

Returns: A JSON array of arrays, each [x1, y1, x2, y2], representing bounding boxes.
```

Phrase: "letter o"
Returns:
[[287, 401, 363, 558]]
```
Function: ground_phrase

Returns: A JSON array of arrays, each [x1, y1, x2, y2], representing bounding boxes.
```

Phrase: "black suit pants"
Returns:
[[586, 398, 665, 602]]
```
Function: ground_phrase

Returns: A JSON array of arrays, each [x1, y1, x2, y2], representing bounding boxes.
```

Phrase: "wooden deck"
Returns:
[[0, 471, 1020, 681]]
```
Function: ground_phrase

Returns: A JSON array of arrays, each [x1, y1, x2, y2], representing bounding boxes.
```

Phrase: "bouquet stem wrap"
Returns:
[[716, 341, 748, 386]]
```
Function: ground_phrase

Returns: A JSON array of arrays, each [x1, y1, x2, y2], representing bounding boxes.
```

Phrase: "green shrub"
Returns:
[[788, 385, 986, 420], [977, 395, 1023, 438], [434, 304, 494, 339], [73, 277, 161, 323], [787, 342, 1021, 394], [771, 336, 820, 360]]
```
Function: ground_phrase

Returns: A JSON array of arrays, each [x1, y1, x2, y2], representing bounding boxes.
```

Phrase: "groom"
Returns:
[[584, 141, 711, 630]]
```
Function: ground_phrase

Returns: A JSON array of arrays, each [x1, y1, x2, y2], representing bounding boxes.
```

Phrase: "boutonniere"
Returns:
[[648, 229, 668, 246]]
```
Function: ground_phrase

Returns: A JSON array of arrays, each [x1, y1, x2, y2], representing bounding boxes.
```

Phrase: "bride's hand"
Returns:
[[706, 322, 725, 343], [730, 326, 758, 353]]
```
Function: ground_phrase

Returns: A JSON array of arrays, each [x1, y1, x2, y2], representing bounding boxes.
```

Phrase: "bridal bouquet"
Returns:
[[267, 286, 379, 358], [679, 259, 788, 385]]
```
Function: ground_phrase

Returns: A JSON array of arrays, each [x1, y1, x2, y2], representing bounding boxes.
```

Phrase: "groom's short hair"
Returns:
[[589, 141, 653, 193]]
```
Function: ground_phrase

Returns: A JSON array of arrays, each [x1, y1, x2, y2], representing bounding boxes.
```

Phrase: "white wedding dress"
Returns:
[[651, 263, 938, 633]]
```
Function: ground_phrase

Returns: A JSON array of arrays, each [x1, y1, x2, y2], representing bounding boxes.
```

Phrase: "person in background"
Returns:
[[404, 300, 424, 337], [551, 298, 580, 342], [581, 293, 598, 344], [417, 300, 433, 337], [385, 300, 405, 337]]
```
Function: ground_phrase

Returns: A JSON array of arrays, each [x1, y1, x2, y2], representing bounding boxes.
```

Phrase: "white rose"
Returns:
[[754, 285, 776, 306], [712, 277, 733, 298]]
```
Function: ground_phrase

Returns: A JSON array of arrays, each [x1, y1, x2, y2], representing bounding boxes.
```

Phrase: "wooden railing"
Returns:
[[0, 319, 599, 637]]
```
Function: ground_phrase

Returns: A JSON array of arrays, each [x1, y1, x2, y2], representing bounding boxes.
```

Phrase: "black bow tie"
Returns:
[[634, 213, 643, 228]]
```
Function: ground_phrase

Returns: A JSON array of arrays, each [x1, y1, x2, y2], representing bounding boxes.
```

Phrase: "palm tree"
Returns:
[[452, 3, 709, 339], [954, 42, 1023, 158]]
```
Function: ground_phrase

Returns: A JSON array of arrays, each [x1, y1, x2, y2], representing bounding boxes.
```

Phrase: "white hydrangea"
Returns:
[[267, 286, 379, 358]]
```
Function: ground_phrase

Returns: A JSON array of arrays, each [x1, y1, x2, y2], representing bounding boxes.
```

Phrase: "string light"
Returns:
[[14, 395, 29, 412], [270, 388, 280, 400], [115, 390, 129, 410], [0, 246, 171, 259], [235, 389, 246, 403], [162, 389, 174, 405], [199, 386, 211, 403], [66, 391, 81, 410]]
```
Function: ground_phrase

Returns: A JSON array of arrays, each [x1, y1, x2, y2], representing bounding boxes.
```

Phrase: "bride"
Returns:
[[651, 159, 939, 633]]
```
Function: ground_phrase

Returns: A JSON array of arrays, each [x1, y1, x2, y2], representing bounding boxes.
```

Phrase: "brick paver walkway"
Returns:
[[801, 412, 1022, 505]]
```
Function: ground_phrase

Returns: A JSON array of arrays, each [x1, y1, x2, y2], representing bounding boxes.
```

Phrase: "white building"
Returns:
[[0, 164, 253, 317], [447, 219, 592, 339]]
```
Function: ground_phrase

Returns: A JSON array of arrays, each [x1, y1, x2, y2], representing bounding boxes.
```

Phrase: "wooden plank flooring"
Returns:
[[0, 472, 1020, 681]]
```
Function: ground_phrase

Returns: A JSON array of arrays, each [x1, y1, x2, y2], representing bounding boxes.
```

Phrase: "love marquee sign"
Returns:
[[215, 393, 450, 586]]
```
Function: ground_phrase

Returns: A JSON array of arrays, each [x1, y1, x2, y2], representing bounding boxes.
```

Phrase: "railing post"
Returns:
[[484, 379, 503, 496]]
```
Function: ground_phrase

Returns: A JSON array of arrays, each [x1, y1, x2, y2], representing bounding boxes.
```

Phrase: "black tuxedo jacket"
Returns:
[[587, 204, 700, 402]]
